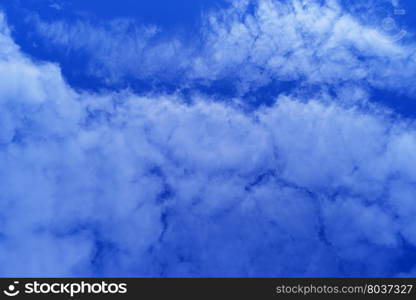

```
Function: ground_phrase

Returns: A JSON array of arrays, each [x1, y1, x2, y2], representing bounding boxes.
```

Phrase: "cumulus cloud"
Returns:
[[0, 0, 416, 277], [30, 0, 416, 97], [196, 0, 416, 92]]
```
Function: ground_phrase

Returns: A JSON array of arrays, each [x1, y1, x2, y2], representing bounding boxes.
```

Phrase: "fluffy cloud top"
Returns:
[[0, 0, 416, 277]]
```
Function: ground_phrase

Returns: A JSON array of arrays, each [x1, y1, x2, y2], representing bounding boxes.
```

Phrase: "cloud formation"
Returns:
[[0, 0, 416, 277], [31, 0, 416, 97]]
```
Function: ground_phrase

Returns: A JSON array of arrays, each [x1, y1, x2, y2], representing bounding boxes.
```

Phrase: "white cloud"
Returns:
[[195, 0, 416, 93], [30, 0, 416, 97], [1, 1, 416, 277]]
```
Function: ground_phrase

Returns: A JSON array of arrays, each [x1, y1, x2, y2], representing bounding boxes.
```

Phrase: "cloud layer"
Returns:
[[31, 0, 416, 96], [1, 0, 416, 277]]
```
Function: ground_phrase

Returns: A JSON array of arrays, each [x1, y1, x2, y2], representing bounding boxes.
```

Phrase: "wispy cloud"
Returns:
[[30, 0, 416, 98]]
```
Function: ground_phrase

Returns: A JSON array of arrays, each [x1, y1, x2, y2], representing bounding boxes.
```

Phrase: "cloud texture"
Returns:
[[33, 0, 416, 95], [1, 0, 416, 277]]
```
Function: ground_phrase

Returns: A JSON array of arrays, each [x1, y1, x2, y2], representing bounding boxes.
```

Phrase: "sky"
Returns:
[[0, 0, 416, 277]]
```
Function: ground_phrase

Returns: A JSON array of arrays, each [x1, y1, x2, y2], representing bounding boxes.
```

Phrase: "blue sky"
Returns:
[[1, 0, 416, 277]]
